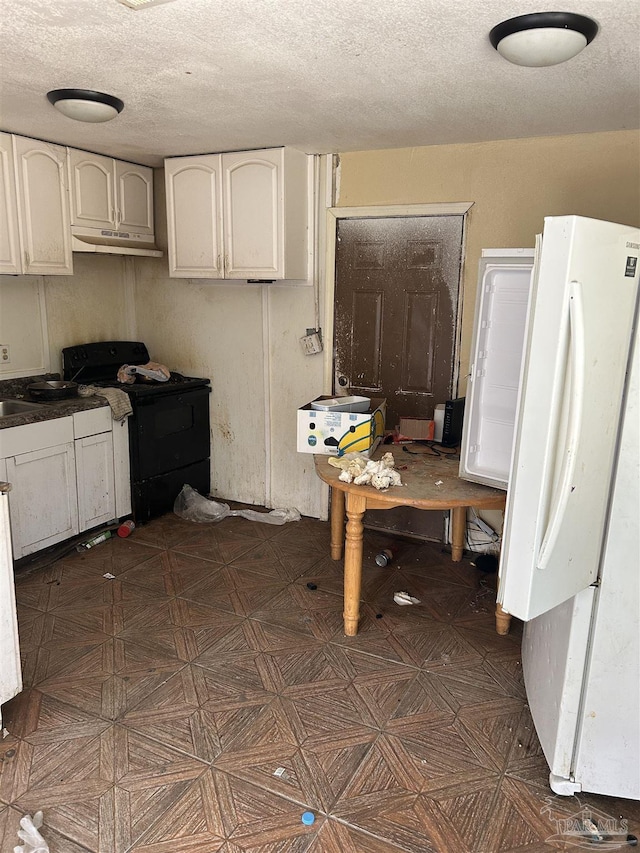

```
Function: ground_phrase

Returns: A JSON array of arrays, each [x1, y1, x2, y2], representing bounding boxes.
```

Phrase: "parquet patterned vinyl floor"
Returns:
[[1, 511, 638, 852]]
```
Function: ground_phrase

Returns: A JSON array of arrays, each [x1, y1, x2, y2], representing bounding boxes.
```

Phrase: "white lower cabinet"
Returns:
[[2, 418, 78, 558], [1, 406, 130, 558], [75, 431, 115, 531], [73, 407, 116, 532]]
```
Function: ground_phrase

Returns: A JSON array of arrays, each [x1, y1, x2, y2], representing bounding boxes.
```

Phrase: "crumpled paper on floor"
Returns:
[[14, 810, 49, 853], [327, 451, 403, 490], [393, 591, 421, 606]]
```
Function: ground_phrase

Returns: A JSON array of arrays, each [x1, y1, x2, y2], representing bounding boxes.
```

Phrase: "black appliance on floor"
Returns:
[[62, 341, 211, 523]]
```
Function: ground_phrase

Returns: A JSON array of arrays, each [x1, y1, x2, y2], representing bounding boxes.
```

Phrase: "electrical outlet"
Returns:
[[300, 330, 323, 356], [0, 344, 10, 364]]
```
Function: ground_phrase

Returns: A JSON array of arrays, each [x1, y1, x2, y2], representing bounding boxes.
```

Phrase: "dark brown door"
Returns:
[[333, 215, 464, 542]]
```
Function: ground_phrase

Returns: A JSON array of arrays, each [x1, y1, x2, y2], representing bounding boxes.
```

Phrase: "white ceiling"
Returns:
[[0, 0, 638, 167]]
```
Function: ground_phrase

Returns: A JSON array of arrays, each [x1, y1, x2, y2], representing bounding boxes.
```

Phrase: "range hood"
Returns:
[[71, 225, 163, 258]]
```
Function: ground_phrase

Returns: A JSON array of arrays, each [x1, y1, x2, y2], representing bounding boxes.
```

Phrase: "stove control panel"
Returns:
[[62, 341, 150, 382]]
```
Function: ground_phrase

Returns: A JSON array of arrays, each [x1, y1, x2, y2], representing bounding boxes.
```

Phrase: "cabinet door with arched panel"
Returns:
[[68, 148, 116, 229], [116, 161, 154, 235], [164, 154, 224, 278], [68, 148, 154, 236]]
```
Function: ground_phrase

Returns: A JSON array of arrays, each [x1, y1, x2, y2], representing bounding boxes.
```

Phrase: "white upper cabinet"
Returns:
[[165, 154, 224, 278], [0, 132, 21, 275], [68, 148, 154, 236], [1, 134, 73, 276], [116, 160, 154, 234], [68, 150, 115, 229], [165, 147, 308, 280]]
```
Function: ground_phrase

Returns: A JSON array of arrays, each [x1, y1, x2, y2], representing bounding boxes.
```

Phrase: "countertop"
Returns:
[[0, 374, 109, 430]]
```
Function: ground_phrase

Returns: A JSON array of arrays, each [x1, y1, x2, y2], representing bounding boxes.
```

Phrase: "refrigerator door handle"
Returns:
[[538, 280, 585, 570]]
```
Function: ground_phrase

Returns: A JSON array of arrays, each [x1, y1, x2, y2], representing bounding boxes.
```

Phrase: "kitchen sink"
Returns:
[[0, 399, 43, 416]]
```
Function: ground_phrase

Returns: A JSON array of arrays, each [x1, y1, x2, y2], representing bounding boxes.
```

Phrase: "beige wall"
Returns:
[[336, 129, 640, 394], [132, 257, 325, 516], [0, 254, 132, 378], [42, 254, 134, 374]]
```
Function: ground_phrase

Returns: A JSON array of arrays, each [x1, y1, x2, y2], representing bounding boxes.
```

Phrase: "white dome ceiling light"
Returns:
[[46, 89, 125, 123], [489, 12, 599, 67]]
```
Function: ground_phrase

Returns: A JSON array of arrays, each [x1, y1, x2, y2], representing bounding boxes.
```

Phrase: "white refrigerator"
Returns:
[[460, 215, 640, 799], [0, 482, 22, 726]]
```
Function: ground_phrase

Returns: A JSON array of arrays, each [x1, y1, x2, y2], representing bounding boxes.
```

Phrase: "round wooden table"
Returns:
[[314, 448, 508, 636]]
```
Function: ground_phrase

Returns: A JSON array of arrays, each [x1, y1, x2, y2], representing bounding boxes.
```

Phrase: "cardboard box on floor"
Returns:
[[297, 397, 386, 455]]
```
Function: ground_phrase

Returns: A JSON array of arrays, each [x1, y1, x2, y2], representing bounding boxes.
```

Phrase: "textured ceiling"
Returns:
[[0, 0, 638, 166]]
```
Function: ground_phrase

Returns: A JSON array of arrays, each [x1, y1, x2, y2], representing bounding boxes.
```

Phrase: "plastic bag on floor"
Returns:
[[14, 811, 49, 853], [174, 484, 301, 525]]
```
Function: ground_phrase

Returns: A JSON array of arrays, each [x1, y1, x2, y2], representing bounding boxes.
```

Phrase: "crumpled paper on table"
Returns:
[[327, 451, 403, 490]]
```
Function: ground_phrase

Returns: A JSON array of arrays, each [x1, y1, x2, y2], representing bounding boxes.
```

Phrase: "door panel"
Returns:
[[403, 290, 438, 392], [334, 216, 463, 430], [334, 215, 464, 542], [350, 290, 383, 388]]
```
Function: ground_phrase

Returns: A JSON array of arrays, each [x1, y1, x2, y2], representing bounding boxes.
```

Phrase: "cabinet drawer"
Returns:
[[73, 406, 111, 439], [0, 417, 73, 458]]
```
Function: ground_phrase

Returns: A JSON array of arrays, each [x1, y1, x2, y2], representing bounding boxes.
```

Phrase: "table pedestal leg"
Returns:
[[343, 493, 366, 636], [330, 487, 345, 561], [451, 506, 466, 562], [495, 603, 512, 635]]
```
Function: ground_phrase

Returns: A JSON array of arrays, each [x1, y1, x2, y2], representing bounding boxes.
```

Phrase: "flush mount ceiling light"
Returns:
[[489, 12, 598, 67], [46, 89, 125, 123]]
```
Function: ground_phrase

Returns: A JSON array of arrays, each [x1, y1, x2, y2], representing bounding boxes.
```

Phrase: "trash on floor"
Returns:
[[327, 451, 402, 489], [76, 530, 112, 551], [14, 810, 49, 853], [375, 545, 399, 567], [393, 591, 421, 606], [117, 519, 136, 538], [174, 484, 301, 525]]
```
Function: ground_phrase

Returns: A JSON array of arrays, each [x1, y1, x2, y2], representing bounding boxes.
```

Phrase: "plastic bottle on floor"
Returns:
[[77, 530, 112, 551]]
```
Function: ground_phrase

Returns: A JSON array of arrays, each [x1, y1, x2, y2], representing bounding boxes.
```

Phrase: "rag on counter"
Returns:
[[78, 386, 132, 422]]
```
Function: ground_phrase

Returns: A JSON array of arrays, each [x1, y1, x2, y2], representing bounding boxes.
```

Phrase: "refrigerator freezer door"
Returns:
[[459, 250, 534, 489], [522, 586, 595, 785], [572, 323, 639, 799], [499, 216, 639, 621]]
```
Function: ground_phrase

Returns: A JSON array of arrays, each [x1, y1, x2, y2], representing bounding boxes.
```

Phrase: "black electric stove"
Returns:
[[62, 341, 211, 523]]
